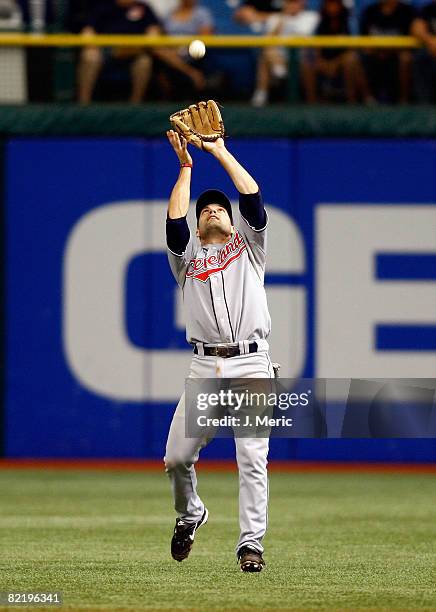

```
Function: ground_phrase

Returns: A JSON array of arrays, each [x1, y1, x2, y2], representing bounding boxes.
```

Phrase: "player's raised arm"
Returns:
[[208, 140, 266, 231], [166, 130, 192, 256], [169, 101, 258, 192], [207, 139, 258, 195], [169, 101, 266, 230], [167, 130, 192, 219]]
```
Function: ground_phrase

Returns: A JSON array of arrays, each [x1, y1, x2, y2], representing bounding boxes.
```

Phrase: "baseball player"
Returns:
[[164, 127, 273, 573]]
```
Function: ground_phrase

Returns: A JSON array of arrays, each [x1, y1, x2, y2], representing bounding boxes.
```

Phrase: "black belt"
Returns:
[[193, 342, 258, 358]]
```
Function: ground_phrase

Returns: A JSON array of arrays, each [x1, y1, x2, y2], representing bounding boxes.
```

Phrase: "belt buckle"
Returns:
[[216, 346, 229, 358]]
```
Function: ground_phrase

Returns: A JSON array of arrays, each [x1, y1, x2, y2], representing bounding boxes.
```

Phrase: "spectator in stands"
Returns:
[[68, 1, 177, 34], [359, 0, 416, 103], [234, 0, 283, 31], [0, 0, 23, 30], [310, 0, 373, 103], [157, 0, 213, 99], [411, 0, 436, 102], [146, 0, 178, 21], [250, 0, 319, 106], [18, 0, 55, 31], [163, 0, 214, 36], [66, 0, 90, 33], [78, 0, 206, 104]]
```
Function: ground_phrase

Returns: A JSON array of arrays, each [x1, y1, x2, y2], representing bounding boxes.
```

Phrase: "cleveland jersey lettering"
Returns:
[[168, 216, 271, 345], [186, 232, 247, 282]]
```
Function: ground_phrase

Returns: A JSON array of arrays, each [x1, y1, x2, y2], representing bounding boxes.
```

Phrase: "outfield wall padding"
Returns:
[[0, 104, 435, 137], [4, 136, 436, 461]]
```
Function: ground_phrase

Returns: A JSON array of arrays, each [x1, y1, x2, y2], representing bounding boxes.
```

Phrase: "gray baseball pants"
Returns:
[[164, 349, 274, 555]]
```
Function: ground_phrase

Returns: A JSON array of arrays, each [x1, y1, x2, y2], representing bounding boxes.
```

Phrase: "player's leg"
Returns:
[[338, 51, 358, 103], [235, 435, 270, 555], [165, 393, 211, 562], [164, 390, 211, 523], [165, 356, 220, 562], [352, 51, 374, 105], [252, 47, 288, 107], [360, 51, 379, 102], [300, 49, 317, 104], [398, 50, 412, 104], [77, 46, 104, 105], [251, 49, 271, 107], [413, 50, 436, 104], [265, 46, 288, 79], [224, 352, 273, 561], [130, 52, 152, 103]]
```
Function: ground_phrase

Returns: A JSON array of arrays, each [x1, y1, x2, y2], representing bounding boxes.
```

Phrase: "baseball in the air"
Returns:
[[189, 39, 206, 60]]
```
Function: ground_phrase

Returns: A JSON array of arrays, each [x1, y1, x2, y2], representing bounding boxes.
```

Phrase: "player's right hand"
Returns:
[[167, 130, 193, 166]]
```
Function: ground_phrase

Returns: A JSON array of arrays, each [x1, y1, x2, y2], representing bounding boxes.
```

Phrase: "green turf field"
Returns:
[[0, 468, 435, 611]]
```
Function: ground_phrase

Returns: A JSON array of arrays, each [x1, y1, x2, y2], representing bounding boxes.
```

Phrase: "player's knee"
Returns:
[[163, 455, 176, 471], [164, 452, 191, 471], [81, 47, 103, 65], [343, 50, 357, 66], [399, 50, 412, 66], [134, 53, 151, 68]]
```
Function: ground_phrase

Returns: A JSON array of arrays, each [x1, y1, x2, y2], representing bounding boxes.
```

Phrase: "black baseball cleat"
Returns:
[[171, 507, 209, 562], [238, 546, 266, 573]]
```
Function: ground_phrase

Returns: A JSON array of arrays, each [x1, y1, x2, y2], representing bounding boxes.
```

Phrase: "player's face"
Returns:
[[197, 204, 233, 241]]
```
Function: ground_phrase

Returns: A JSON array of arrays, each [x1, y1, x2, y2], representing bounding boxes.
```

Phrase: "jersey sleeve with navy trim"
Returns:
[[237, 191, 268, 278], [239, 191, 266, 230], [166, 215, 190, 255], [238, 191, 268, 272]]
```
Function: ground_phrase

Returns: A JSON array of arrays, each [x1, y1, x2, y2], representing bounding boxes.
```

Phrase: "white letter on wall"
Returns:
[[317, 206, 436, 377], [64, 201, 191, 402]]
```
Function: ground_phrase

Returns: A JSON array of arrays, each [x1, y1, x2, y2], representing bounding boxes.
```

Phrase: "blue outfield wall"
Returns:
[[4, 137, 436, 461]]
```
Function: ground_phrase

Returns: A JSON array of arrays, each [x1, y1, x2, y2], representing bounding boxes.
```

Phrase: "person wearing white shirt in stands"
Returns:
[[251, 0, 319, 106], [144, 0, 177, 20]]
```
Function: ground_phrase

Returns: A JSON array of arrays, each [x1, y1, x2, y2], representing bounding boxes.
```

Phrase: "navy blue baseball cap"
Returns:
[[196, 189, 233, 225]]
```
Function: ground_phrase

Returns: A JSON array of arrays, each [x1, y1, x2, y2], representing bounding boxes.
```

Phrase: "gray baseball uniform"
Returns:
[[165, 191, 273, 555]]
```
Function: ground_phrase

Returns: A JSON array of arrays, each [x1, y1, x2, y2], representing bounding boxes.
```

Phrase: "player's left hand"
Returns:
[[167, 130, 193, 166]]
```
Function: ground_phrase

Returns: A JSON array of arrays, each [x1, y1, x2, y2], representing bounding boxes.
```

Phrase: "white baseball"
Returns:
[[188, 39, 206, 60]]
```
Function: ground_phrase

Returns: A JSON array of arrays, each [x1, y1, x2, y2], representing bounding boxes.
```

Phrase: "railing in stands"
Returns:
[[0, 33, 422, 48]]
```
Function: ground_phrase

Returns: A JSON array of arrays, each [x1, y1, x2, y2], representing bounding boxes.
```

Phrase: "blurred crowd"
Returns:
[[2, 0, 436, 104]]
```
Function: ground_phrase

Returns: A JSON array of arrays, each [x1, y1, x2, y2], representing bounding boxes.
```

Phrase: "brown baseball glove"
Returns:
[[169, 100, 225, 149]]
